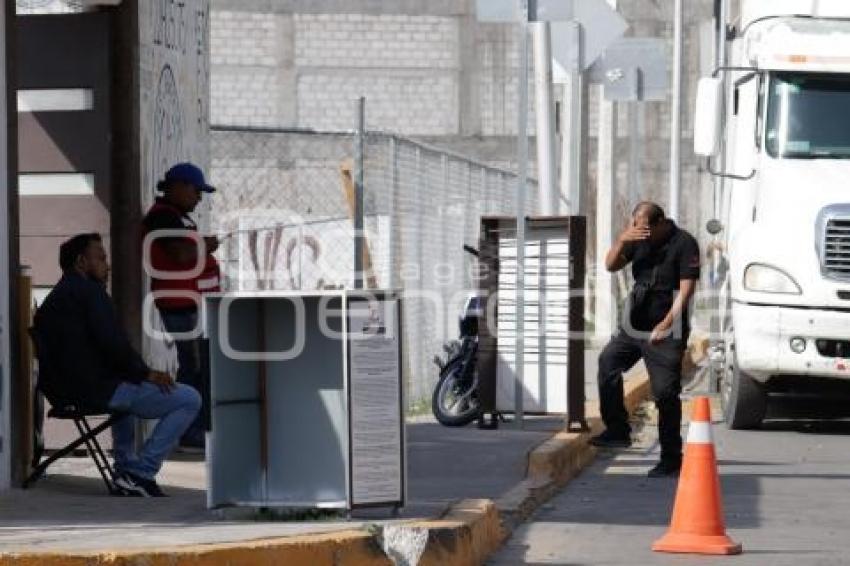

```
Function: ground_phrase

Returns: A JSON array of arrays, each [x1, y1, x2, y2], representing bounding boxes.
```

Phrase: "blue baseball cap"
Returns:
[[156, 162, 216, 193]]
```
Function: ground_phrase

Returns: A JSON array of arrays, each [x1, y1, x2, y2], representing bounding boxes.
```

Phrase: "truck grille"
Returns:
[[816, 339, 850, 358], [823, 218, 850, 279]]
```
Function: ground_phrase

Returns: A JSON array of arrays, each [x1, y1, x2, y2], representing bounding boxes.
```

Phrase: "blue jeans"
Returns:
[[159, 310, 205, 443], [109, 381, 201, 479]]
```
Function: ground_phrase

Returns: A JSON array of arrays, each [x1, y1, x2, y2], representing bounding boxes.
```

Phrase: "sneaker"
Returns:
[[589, 429, 632, 449], [647, 460, 682, 478], [114, 471, 168, 497]]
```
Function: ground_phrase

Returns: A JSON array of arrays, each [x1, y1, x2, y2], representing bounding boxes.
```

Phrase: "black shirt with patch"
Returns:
[[622, 221, 701, 335]]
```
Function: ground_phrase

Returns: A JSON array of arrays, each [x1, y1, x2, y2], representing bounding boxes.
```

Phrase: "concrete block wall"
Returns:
[[294, 14, 459, 133], [212, 10, 287, 126], [210, 0, 720, 311], [211, 0, 715, 200], [210, 1, 541, 137], [209, 0, 723, 266]]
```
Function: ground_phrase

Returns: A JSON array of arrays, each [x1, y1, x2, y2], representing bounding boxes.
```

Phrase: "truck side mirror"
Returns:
[[694, 77, 723, 157]]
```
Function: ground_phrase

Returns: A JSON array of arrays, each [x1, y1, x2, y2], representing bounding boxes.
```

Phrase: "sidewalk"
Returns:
[[0, 414, 567, 551], [0, 347, 654, 564]]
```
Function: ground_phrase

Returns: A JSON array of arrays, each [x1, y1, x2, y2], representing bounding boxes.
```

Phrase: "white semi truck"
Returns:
[[695, 0, 850, 428]]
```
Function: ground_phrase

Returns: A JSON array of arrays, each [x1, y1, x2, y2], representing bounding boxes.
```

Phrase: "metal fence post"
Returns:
[[415, 147, 426, 399], [480, 168, 488, 215], [514, 1, 529, 429], [354, 97, 366, 289], [389, 136, 398, 290], [465, 162, 473, 261], [208, 125, 542, 411], [441, 154, 449, 296]]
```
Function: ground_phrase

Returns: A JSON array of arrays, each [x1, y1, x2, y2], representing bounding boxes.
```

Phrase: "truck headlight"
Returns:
[[743, 263, 802, 295]]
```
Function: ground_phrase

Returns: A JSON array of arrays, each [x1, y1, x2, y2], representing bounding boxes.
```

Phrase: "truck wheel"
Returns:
[[721, 355, 767, 430]]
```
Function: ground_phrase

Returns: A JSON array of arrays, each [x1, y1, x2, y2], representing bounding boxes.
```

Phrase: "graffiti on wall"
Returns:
[[140, 0, 210, 371], [152, 65, 185, 188], [141, 0, 209, 212]]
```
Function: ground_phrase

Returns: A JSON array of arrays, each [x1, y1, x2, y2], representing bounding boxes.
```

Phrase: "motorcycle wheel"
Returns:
[[432, 359, 481, 427]]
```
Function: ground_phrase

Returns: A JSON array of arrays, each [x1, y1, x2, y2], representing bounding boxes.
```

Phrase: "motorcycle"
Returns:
[[431, 245, 498, 428]]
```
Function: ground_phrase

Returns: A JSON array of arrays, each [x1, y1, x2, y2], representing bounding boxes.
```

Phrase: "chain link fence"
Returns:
[[210, 125, 537, 407]]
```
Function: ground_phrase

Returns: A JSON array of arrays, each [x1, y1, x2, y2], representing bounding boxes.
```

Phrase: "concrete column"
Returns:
[[531, 21, 557, 215], [277, 14, 297, 126], [110, 1, 143, 348], [595, 88, 617, 343], [0, 0, 15, 491], [458, 6, 481, 136], [669, 0, 683, 221], [558, 21, 589, 216]]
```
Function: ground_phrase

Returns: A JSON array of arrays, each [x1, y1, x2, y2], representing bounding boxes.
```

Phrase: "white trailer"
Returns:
[[695, 0, 850, 428]]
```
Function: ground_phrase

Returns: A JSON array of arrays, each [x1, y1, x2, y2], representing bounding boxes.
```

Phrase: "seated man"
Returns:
[[34, 233, 201, 497]]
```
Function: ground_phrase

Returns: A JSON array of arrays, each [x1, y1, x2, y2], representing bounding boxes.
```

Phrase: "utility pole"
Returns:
[[532, 21, 558, 215], [559, 21, 589, 216], [670, 0, 683, 221], [354, 97, 365, 289], [595, 0, 618, 342], [714, 0, 727, 224], [514, 0, 530, 429]]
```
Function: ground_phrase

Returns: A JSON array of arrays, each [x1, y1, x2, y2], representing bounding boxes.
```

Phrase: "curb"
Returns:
[[495, 374, 650, 532], [411, 333, 707, 563], [1, 530, 392, 566], [3, 337, 708, 566], [377, 371, 653, 566]]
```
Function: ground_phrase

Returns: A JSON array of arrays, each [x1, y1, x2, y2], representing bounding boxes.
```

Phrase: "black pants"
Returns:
[[598, 330, 685, 463]]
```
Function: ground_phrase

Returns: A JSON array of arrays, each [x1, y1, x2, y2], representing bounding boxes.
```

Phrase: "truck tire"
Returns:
[[721, 354, 767, 430]]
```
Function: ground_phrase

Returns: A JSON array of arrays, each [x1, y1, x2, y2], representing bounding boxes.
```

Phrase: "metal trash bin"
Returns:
[[204, 290, 406, 511]]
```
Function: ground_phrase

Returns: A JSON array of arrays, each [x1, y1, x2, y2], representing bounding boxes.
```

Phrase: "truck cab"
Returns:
[[695, 0, 850, 428]]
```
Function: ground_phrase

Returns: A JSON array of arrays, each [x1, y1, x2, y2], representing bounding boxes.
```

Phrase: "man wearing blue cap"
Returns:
[[142, 162, 221, 451]]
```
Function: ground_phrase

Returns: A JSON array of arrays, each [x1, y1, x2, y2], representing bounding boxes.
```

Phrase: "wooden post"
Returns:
[[339, 159, 378, 289], [14, 269, 32, 483]]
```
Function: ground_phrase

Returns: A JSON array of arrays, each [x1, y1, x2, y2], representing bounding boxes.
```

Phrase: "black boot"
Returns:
[[589, 429, 632, 448], [647, 459, 681, 478]]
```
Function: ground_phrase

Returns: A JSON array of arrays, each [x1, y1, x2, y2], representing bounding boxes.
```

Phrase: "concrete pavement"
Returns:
[[0, 415, 566, 554], [491, 397, 850, 565], [0, 341, 662, 564]]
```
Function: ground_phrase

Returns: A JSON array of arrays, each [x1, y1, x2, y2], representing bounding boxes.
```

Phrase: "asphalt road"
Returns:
[[491, 396, 850, 566]]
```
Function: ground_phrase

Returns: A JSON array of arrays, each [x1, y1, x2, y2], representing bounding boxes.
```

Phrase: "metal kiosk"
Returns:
[[203, 290, 405, 512], [476, 216, 587, 430]]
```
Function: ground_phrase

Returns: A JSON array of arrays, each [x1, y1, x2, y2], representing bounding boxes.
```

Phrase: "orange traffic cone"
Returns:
[[652, 396, 742, 555]]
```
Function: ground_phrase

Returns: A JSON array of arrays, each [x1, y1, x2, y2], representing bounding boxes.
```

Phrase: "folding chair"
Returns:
[[23, 327, 126, 495]]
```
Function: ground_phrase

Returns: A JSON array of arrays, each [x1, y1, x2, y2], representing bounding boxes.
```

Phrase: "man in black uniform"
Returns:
[[590, 201, 700, 478]]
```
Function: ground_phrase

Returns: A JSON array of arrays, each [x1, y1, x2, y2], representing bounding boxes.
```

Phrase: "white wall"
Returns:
[[138, 0, 211, 371]]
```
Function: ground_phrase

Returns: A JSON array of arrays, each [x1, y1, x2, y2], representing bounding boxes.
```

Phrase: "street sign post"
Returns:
[[588, 38, 668, 101], [551, 0, 628, 77], [477, 0, 629, 214], [475, 0, 631, 429], [514, 0, 529, 430]]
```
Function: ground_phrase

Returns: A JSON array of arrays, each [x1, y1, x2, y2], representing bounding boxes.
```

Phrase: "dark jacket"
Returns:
[[623, 222, 701, 334], [33, 272, 150, 409]]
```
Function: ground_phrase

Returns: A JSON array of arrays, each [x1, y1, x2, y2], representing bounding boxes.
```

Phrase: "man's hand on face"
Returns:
[[618, 219, 651, 244], [203, 236, 220, 254], [148, 370, 176, 394]]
